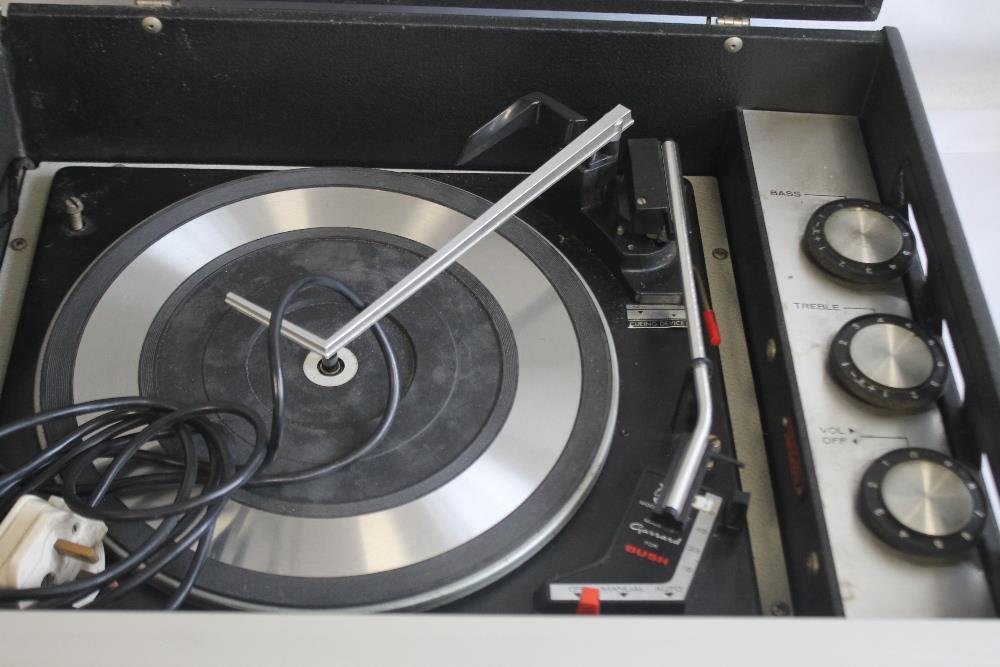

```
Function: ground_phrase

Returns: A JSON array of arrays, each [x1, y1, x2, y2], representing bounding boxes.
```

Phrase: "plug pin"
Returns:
[[54, 538, 99, 564]]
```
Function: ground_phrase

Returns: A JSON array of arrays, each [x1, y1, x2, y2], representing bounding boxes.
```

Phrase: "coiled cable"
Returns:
[[0, 276, 399, 609]]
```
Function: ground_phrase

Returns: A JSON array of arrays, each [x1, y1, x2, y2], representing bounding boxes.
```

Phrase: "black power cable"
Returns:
[[251, 275, 400, 486], [0, 276, 400, 609]]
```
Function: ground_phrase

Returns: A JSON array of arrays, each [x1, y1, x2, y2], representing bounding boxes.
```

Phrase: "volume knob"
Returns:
[[829, 314, 949, 411], [804, 198, 915, 284], [859, 448, 987, 558]]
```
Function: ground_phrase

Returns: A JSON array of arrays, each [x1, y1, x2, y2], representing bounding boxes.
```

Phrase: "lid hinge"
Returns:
[[713, 16, 751, 27]]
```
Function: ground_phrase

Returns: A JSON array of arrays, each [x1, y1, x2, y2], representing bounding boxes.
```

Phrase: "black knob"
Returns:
[[859, 448, 987, 558], [829, 314, 949, 411], [804, 198, 915, 284]]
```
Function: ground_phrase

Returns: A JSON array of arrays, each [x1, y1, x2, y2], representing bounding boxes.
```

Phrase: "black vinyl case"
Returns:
[[0, 0, 996, 615]]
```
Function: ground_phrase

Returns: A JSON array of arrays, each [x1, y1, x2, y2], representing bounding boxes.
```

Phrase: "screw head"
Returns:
[[616, 225, 625, 236], [766, 338, 777, 362], [8, 237, 26, 251], [805, 551, 821, 575], [635, 196, 647, 206], [64, 196, 84, 214], [142, 16, 163, 34], [724, 36, 744, 53], [712, 247, 729, 260], [770, 601, 791, 616]]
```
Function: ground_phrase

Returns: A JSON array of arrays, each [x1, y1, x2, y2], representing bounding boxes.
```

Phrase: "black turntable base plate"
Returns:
[[0, 166, 758, 614]]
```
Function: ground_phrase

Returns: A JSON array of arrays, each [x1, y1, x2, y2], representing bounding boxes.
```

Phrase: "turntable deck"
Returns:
[[0, 164, 757, 612]]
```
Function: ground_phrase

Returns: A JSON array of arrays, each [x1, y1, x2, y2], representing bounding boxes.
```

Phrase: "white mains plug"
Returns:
[[0, 495, 107, 608]]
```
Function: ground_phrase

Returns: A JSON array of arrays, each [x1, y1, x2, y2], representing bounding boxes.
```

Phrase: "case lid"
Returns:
[[287, 0, 883, 21]]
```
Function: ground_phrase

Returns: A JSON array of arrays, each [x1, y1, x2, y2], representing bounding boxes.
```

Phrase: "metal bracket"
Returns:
[[456, 93, 588, 166]]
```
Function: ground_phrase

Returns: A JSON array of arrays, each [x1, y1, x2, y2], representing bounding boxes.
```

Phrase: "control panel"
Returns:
[[743, 110, 992, 617]]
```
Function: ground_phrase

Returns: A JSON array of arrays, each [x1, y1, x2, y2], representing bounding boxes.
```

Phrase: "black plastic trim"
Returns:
[[861, 27, 1000, 531], [192, 0, 883, 21], [720, 110, 843, 615]]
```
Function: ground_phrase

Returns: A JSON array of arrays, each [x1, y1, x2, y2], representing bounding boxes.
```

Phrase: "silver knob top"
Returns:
[[849, 321, 934, 389], [824, 206, 903, 264], [881, 459, 974, 536]]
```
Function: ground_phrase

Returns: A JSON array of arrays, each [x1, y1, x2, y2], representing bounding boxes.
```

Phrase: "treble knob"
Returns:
[[829, 314, 949, 411], [804, 198, 915, 284]]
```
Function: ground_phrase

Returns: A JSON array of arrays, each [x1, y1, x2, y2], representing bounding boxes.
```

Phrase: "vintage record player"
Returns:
[[0, 0, 997, 650]]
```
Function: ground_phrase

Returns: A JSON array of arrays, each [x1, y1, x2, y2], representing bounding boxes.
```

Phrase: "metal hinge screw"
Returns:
[[141, 16, 163, 34], [716, 16, 751, 27], [64, 196, 85, 231]]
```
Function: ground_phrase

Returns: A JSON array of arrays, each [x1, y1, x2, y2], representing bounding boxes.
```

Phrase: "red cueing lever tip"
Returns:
[[702, 310, 721, 347]]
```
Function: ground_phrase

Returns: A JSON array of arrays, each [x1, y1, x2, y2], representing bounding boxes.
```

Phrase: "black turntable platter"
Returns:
[[35, 168, 618, 610], [142, 227, 518, 515]]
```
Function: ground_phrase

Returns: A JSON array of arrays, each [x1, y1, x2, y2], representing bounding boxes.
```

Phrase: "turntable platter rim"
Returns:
[[36, 167, 618, 610]]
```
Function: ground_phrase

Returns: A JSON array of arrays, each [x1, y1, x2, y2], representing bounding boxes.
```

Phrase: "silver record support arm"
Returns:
[[653, 140, 714, 524], [225, 104, 634, 360]]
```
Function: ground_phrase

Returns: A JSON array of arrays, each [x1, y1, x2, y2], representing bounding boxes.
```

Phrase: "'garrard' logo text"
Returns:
[[629, 522, 671, 543]]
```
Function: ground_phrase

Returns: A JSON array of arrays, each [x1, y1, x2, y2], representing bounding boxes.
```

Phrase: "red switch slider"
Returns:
[[575, 587, 601, 615]]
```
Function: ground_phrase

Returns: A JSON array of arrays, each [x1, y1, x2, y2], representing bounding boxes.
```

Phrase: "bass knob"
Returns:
[[804, 198, 915, 284]]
